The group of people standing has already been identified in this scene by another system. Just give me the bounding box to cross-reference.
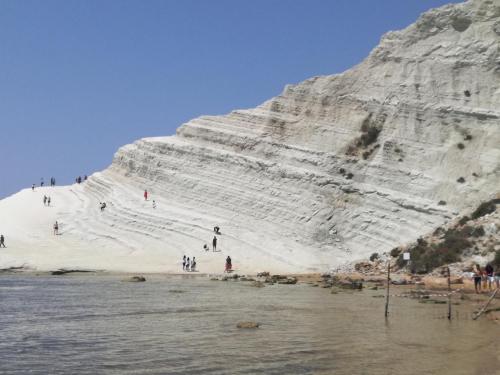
[32,177,57,191]
[182,255,196,272]
[472,263,499,293]
[43,195,52,206]
[75,176,87,184]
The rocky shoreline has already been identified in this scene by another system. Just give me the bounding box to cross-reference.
[1,265,498,323]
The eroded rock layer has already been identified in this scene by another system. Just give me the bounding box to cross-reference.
[6,0,497,273]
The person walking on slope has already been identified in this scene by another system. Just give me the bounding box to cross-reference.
[47,197,51,206]
[53,221,59,236]
[225,256,232,272]
[0,235,5,248]
[144,190,148,201]
[43,195,47,206]
[212,236,217,252]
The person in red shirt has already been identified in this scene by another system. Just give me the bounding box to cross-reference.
[144,190,148,201]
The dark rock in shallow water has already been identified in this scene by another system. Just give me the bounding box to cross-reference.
[123,276,146,282]
[51,269,94,275]
[251,281,265,288]
[334,279,363,290]
[237,321,260,329]
[257,271,270,277]
[278,277,298,285]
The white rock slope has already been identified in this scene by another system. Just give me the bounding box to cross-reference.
[1,0,499,273]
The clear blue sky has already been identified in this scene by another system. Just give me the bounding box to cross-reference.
[0,0,462,198]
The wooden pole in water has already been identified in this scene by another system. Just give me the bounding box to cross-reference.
[473,288,499,321]
[385,262,391,318]
[447,267,451,321]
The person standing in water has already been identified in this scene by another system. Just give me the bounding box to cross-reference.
[144,190,148,201]
[212,236,217,252]
[0,235,5,248]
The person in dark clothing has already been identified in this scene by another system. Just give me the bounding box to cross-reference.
[225,256,232,272]
[47,197,51,206]
[43,196,47,206]
[32,184,35,191]
[473,264,482,294]
[100,202,106,212]
[40,178,44,187]
[186,257,190,272]
[0,235,5,248]
[203,244,209,251]
[214,226,220,234]
[191,257,196,271]
[212,236,217,252]
[182,255,186,271]
[485,263,495,291]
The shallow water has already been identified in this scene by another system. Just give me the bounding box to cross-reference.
[0,275,498,375]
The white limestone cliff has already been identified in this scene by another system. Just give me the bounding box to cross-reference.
[1,0,499,273]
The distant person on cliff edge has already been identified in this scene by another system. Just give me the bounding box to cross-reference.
[32,184,35,191]
[144,190,148,201]
[212,236,217,252]
[0,235,5,248]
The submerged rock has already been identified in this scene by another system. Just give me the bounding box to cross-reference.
[123,276,146,282]
[236,322,260,329]
[251,281,265,288]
